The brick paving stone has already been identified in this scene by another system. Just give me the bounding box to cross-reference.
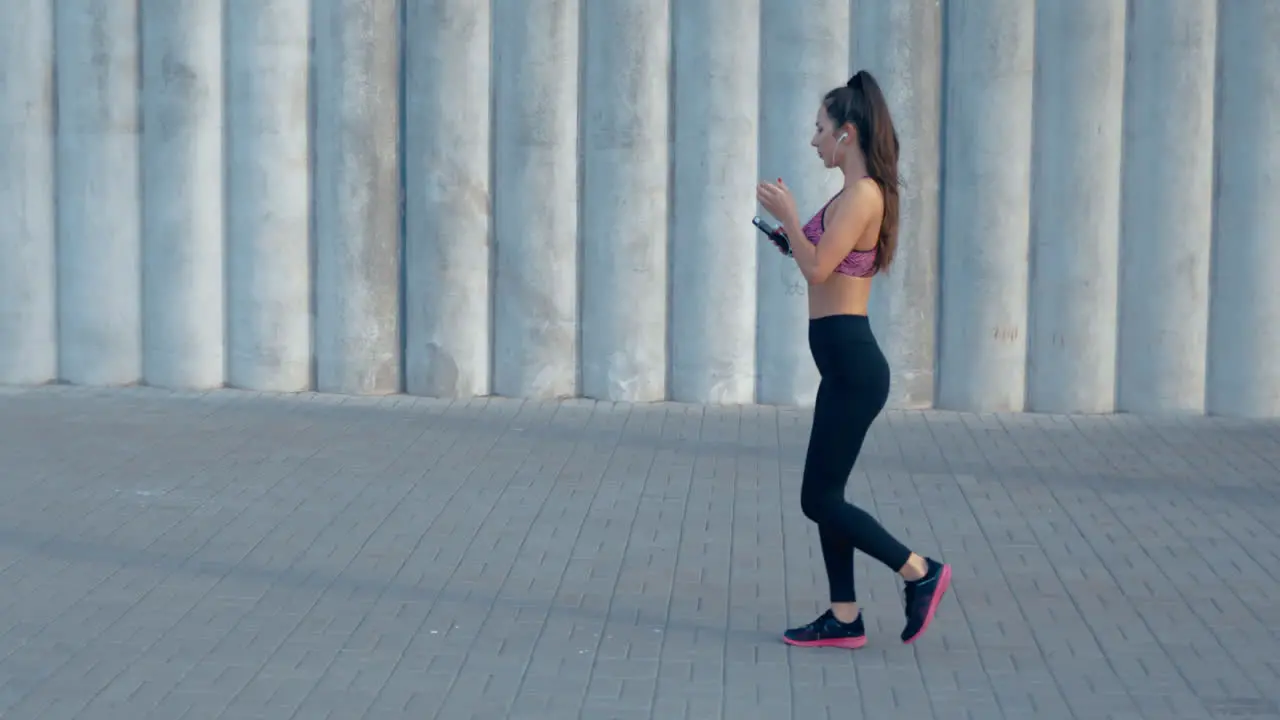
[0,385,1277,719]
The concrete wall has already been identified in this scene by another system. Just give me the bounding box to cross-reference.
[2,0,1277,418]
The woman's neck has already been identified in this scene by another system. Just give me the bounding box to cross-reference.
[841,160,869,186]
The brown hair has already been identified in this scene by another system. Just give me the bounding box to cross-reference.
[822,70,900,272]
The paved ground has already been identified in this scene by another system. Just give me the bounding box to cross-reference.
[0,386,1277,720]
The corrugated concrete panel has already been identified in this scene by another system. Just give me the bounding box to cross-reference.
[669,0,760,405]
[1207,2,1280,418]
[403,0,492,398]
[140,0,225,389]
[936,0,1036,412]
[55,0,143,386]
[756,0,849,406]
[855,0,943,411]
[1117,0,1217,413]
[2,2,1275,420]
[579,0,670,402]
[1026,0,1125,414]
[0,0,56,385]
[225,0,313,392]
[491,0,580,400]
[313,0,402,395]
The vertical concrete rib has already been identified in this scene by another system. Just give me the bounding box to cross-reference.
[1026,0,1126,413]
[403,0,492,398]
[853,0,943,410]
[140,0,225,389]
[580,0,670,402]
[1207,2,1280,418]
[491,0,580,400]
[0,0,56,384]
[55,0,143,386]
[936,0,1035,412]
[756,0,849,406]
[225,0,313,392]
[669,0,759,404]
[1117,0,1216,413]
[313,0,402,395]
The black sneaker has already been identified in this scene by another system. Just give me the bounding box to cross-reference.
[900,558,952,644]
[782,609,867,649]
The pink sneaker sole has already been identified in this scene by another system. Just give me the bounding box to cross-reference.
[782,635,867,649]
[903,563,952,644]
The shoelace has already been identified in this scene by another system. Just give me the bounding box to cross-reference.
[804,609,839,633]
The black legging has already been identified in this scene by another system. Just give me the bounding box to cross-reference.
[801,314,912,603]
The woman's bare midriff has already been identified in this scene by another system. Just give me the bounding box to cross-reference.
[808,272,873,319]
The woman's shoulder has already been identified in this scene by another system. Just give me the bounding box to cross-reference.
[833,177,882,215]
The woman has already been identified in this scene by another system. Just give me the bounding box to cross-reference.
[756,70,951,648]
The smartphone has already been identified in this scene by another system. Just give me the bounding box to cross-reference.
[752,216,792,256]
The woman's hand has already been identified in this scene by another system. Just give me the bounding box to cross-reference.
[756,178,799,229]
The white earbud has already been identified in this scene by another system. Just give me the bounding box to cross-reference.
[838,132,848,143]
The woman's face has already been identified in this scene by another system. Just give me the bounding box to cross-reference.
[810,106,841,169]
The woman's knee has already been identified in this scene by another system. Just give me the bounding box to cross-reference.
[800,486,837,525]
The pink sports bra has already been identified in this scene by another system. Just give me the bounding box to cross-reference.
[800,181,878,278]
